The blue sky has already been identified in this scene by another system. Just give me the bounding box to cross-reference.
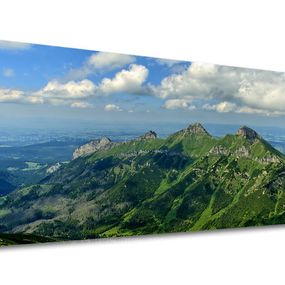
[0,40,285,130]
[0,43,176,90]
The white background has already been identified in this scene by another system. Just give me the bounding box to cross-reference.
[1,0,285,284]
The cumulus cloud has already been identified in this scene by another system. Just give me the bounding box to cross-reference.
[104,104,122,111]
[0,89,24,103]
[0,63,149,108]
[203,101,236,113]
[3,68,14,77]
[34,79,96,101]
[29,64,148,106]
[151,62,226,99]
[0,79,98,107]
[88,52,135,70]
[67,52,135,80]
[30,64,148,105]
[3,56,285,118]
[203,101,285,116]
[235,106,282,116]
[236,76,285,113]
[99,64,149,94]
[70,101,93,108]
[163,99,195,110]
[0,40,31,50]
[26,96,44,104]
[0,88,42,105]
[151,62,285,116]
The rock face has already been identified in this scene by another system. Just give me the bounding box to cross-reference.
[73,131,157,160]
[235,146,250,158]
[135,131,157,141]
[236,126,259,142]
[209,145,250,158]
[46,162,62,174]
[209,145,229,156]
[185,123,210,136]
[72,137,112,160]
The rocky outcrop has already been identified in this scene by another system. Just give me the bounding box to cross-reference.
[185,123,210,136]
[234,146,250,158]
[72,137,113,160]
[73,131,157,160]
[46,162,62,174]
[209,145,229,156]
[256,156,280,164]
[209,145,250,157]
[208,143,280,164]
[236,126,259,143]
[135,131,157,141]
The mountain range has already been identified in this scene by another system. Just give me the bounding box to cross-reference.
[1,122,285,245]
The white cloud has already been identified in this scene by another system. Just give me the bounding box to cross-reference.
[3,68,14,77]
[104,104,122,111]
[0,88,45,105]
[88,52,135,70]
[163,99,195,110]
[156,58,182,67]
[34,79,96,101]
[0,88,45,104]
[0,40,31,50]
[22,64,148,106]
[235,106,285,116]
[2,55,285,118]
[0,63,148,108]
[67,52,135,80]
[203,101,236,113]
[151,62,285,116]
[26,96,44,104]
[99,64,149,94]
[70,101,93,108]
[0,89,23,103]
[236,76,285,113]
[203,101,285,116]
[151,62,224,99]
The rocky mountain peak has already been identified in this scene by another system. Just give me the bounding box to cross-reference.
[72,137,112,160]
[186,123,210,136]
[236,126,259,142]
[136,131,157,141]
[99,137,112,145]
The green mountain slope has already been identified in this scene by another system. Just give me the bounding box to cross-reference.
[0,123,285,244]
[0,233,54,246]
[0,171,15,196]
[165,122,217,157]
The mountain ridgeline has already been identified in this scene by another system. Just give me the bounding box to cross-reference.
[1,123,285,245]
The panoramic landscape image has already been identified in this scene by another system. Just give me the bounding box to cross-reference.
[1,40,285,246]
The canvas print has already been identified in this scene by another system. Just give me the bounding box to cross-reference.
[0,40,285,246]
